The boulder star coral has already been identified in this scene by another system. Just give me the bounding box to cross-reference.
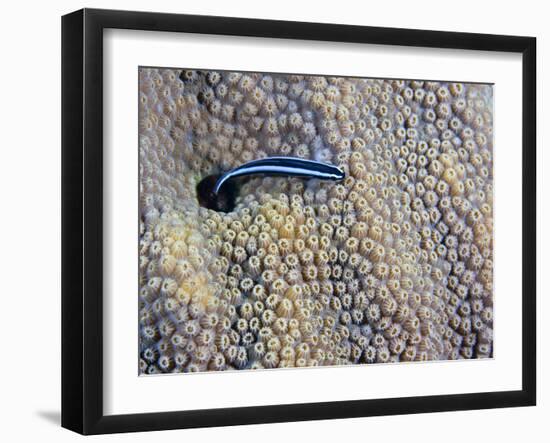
[139,68,493,374]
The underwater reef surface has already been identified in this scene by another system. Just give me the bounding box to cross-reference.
[138,68,493,374]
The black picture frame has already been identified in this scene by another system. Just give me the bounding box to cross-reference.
[62,8,537,435]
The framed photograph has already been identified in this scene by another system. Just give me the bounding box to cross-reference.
[62,8,536,435]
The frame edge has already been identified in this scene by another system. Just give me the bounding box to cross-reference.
[521,36,537,406]
[61,8,85,435]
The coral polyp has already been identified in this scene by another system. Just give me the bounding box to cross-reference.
[139,67,493,374]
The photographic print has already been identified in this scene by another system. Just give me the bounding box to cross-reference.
[138,68,494,375]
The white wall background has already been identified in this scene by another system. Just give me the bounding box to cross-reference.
[0,0,545,441]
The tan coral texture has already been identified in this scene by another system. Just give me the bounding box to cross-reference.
[138,68,493,374]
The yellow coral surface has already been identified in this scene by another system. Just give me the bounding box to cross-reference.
[138,68,493,374]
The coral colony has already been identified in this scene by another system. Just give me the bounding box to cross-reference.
[138,69,494,374]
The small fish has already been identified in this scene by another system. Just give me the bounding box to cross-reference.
[214,157,345,195]
[197,157,345,212]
